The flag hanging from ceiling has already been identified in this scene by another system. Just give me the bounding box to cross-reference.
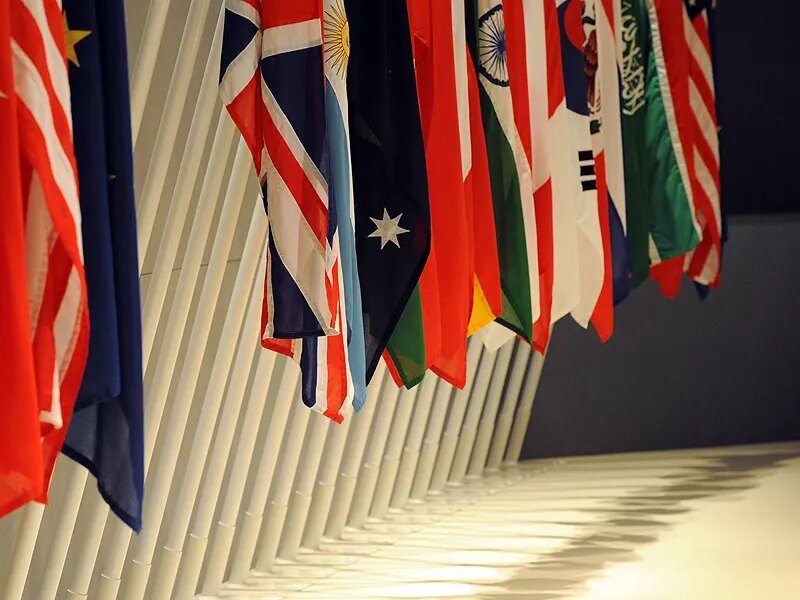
[464,45,503,339]
[348,0,431,383]
[321,0,367,412]
[683,0,721,288]
[0,0,90,517]
[220,0,354,420]
[467,0,536,345]
[59,0,145,531]
[384,0,443,391]
[532,0,580,334]
[582,0,615,341]
[592,0,630,307]
[618,0,701,296]
[618,0,652,288]
[386,0,473,389]
[506,0,556,353]
[504,0,554,353]
[220,0,341,344]
[0,0,43,518]
[556,0,606,330]
[419,0,473,389]
[259,0,369,420]
[646,0,702,297]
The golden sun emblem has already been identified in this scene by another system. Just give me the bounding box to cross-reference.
[324,0,349,76]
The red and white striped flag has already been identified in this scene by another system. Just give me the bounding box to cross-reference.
[0,0,89,516]
[683,0,721,287]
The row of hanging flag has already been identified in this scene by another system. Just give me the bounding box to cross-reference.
[0,0,722,536]
[221,0,722,419]
[1,0,143,532]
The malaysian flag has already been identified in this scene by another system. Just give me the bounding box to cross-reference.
[220,0,355,421]
[683,0,721,287]
[0,0,89,517]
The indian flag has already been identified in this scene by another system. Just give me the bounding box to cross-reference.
[468,0,537,346]
[456,0,504,341]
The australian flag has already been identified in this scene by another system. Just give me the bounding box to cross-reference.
[61,0,144,532]
[347,0,431,381]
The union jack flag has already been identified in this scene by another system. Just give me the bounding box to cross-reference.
[220,0,340,342]
[220,0,354,421]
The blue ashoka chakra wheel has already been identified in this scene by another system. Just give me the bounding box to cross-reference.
[478,4,509,87]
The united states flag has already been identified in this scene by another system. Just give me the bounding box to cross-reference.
[684,0,721,287]
[0,0,89,515]
[220,0,353,421]
[220,0,341,343]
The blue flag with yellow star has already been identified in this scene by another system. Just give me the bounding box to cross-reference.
[60,0,144,532]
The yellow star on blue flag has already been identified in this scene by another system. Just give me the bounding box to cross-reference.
[63,12,91,67]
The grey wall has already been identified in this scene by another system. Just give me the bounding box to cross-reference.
[521,217,800,459]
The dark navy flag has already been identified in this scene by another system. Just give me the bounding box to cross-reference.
[347,0,431,381]
[61,0,144,532]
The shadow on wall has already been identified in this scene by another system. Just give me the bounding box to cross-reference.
[521,216,800,460]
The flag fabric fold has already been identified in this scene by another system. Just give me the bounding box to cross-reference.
[0,0,90,517]
[583,0,615,341]
[59,0,145,531]
[618,0,702,295]
[220,0,341,345]
[556,0,605,330]
[538,0,581,331]
[504,0,553,352]
[0,0,43,516]
[683,0,721,288]
[349,0,431,383]
[220,0,355,421]
[513,0,557,353]
[593,0,631,308]
[467,0,536,345]
[386,0,473,390]
[645,0,702,297]
[464,47,503,338]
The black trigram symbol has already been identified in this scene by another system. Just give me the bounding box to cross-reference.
[578,150,597,192]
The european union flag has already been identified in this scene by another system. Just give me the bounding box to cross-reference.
[61,0,144,532]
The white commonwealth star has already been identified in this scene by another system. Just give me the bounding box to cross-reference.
[368,208,409,249]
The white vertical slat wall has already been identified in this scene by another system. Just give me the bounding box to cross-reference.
[0,1,547,598]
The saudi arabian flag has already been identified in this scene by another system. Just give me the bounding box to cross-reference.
[619,0,699,286]
[466,0,535,343]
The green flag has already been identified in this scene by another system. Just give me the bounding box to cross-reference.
[386,284,427,388]
[467,0,535,343]
[619,0,699,287]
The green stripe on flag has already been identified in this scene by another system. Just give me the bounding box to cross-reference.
[478,84,533,342]
[620,0,699,286]
[386,284,426,388]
